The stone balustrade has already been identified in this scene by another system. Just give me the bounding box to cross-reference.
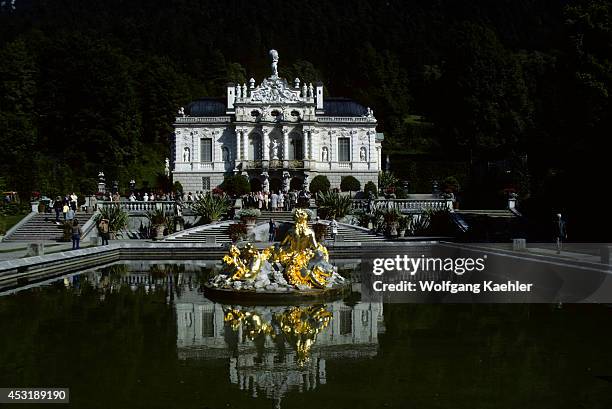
[351,199,453,213]
[317,116,375,123]
[175,116,231,123]
[98,201,185,213]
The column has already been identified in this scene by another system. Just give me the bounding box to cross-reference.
[262,128,269,160]
[283,128,289,160]
[303,129,309,160]
[242,129,248,160]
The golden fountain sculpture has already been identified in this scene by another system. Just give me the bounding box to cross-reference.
[210,209,345,292]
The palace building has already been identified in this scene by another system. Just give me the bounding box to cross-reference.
[171,50,383,193]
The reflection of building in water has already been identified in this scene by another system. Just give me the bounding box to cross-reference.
[175,285,384,406]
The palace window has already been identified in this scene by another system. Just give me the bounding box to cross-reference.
[202,177,210,191]
[289,134,303,160]
[249,133,262,160]
[200,138,212,162]
[338,137,350,162]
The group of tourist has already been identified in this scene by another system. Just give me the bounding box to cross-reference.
[124,191,210,202]
[52,193,79,223]
[242,190,311,211]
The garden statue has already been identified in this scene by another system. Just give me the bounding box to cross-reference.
[282,171,291,193]
[271,139,279,159]
[262,172,270,193]
[210,209,345,291]
[164,158,170,177]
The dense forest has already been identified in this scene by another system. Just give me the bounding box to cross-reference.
[1,0,612,238]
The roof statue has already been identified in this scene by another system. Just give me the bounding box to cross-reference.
[269,49,279,77]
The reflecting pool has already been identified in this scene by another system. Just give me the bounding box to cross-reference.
[1,261,612,409]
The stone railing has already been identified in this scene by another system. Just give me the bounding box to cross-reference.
[97,201,185,213]
[317,116,375,123]
[351,199,453,213]
[175,116,231,123]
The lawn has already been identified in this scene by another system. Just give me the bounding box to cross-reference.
[0,214,26,235]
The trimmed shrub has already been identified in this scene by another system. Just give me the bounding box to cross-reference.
[220,174,251,197]
[364,181,377,198]
[340,176,361,196]
[309,175,330,195]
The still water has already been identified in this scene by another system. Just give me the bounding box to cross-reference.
[1,261,612,409]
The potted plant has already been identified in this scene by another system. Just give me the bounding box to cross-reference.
[146,208,169,240]
[228,222,248,243]
[191,193,230,224]
[94,205,129,239]
[398,215,411,237]
[238,208,261,234]
[382,208,401,237]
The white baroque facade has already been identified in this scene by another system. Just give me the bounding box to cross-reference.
[172,50,383,193]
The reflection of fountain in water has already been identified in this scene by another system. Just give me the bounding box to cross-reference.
[175,282,384,407]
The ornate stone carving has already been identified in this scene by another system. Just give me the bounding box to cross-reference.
[250,77,301,104]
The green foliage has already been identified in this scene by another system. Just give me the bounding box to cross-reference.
[228,222,247,242]
[317,191,352,219]
[238,208,261,218]
[312,222,328,242]
[173,181,184,194]
[364,181,378,198]
[309,175,330,195]
[340,176,361,195]
[378,171,399,191]
[192,193,229,224]
[431,22,533,155]
[94,205,129,234]
[220,174,250,197]
[442,176,461,193]
[145,208,169,226]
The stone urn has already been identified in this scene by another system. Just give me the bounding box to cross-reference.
[238,209,261,235]
[153,224,165,240]
[241,217,257,235]
[387,222,399,238]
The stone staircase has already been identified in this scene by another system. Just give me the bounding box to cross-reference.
[455,209,517,218]
[453,209,525,241]
[163,221,233,244]
[3,213,93,242]
[163,212,385,244]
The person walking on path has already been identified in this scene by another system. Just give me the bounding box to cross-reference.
[98,218,110,245]
[553,213,567,254]
[54,197,63,223]
[268,218,277,242]
[62,203,69,221]
[71,219,83,250]
[70,192,78,212]
[66,207,75,222]
[330,218,339,242]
